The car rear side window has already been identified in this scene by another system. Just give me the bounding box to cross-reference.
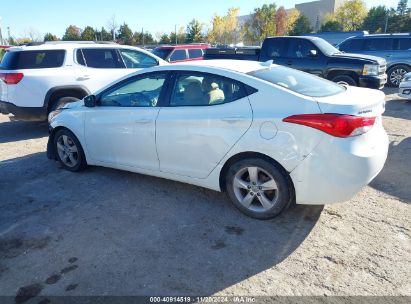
[188,49,203,59]
[0,50,65,69]
[363,38,393,51]
[169,49,187,62]
[339,39,363,52]
[249,66,345,97]
[79,48,125,68]
[263,39,286,59]
[396,38,411,50]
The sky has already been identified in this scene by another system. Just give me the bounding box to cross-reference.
[0,0,402,39]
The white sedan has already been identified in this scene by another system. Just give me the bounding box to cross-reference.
[399,72,411,99]
[47,60,389,219]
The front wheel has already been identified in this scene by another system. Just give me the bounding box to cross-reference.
[387,65,410,87]
[225,158,293,220]
[54,129,87,172]
[331,75,357,86]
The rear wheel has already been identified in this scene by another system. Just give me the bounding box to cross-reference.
[387,65,410,87]
[225,158,293,220]
[331,75,357,86]
[54,129,87,172]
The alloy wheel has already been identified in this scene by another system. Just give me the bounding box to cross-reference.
[233,166,279,213]
[56,134,79,168]
[390,68,407,86]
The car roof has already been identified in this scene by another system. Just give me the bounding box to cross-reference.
[7,42,148,52]
[349,33,411,39]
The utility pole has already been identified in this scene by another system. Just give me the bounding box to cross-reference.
[0,17,3,45]
[384,15,389,33]
[7,26,10,44]
[175,25,177,45]
[142,28,144,47]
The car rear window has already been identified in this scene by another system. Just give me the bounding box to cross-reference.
[249,66,345,97]
[0,50,66,69]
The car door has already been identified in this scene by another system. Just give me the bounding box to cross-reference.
[84,72,168,170]
[74,48,134,92]
[362,38,394,61]
[285,39,325,77]
[156,71,253,179]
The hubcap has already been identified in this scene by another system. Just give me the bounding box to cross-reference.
[56,135,79,167]
[390,68,407,86]
[233,166,279,213]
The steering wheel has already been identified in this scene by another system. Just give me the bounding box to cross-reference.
[130,92,152,107]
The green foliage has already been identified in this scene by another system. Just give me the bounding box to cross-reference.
[169,27,186,45]
[0,49,5,61]
[362,6,389,33]
[81,26,96,41]
[208,7,240,45]
[133,32,155,45]
[186,19,204,43]
[62,25,81,41]
[242,3,277,44]
[117,23,134,45]
[320,20,343,32]
[289,14,313,35]
[329,0,368,31]
[96,27,113,41]
[44,33,59,42]
[397,0,409,15]
[159,34,171,44]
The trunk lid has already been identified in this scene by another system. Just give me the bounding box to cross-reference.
[315,86,385,117]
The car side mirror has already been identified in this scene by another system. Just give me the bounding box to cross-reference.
[309,49,318,57]
[84,95,96,107]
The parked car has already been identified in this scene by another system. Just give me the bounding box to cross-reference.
[205,36,387,89]
[0,41,166,121]
[152,45,209,63]
[338,33,411,87]
[47,60,388,220]
[399,72,411,99]
[303,31,368,46]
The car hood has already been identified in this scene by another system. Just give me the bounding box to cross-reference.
[62,100,85,110]
[331,52,386,65]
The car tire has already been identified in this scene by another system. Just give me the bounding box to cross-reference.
[50,96,80,113]
[387,65,410,87]
[54,129,87,172]
[225,158,293,220]
[331,75,357,86]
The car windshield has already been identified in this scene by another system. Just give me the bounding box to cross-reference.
[313,38,341,55]
[152,48,173,60]
[249,66,345,97]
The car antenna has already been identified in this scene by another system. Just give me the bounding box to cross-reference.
[261,60,274,69]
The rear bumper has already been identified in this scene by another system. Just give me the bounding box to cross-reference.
[359,74,387,89]
[0,100,47,121]
[290,124,389,205]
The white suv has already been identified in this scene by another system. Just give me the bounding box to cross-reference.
[0,42,166,121]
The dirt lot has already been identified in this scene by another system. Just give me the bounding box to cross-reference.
[0,88,410,299]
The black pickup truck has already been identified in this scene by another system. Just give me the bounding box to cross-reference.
[205,36,388,89]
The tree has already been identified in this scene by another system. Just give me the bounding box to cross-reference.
[397,0,409,15]
[186,19,204,43]
[99,27,112,41]
[275,6,287,36]
[320,20,343,32]
[331,0,368,31]
[285,9,300,35]
[133,32,155,45]
[44,33,58,42]
[117,23,134,45]
[81,26,96,41]
[208,7,240,45]
[106,15,118,41]
[158,34,170,44]
[362,6,389,33]
[242,3,277,44]
[289,14,313,35]
[62,25,81,41]
[170,27,186,45]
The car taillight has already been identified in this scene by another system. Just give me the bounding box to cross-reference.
[283,114,376,138]
[0,73,24,84]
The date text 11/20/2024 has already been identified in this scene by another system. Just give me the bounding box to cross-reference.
[149,296,256,303]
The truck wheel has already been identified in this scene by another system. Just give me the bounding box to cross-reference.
[331,75,357,86]
[49,96,80,113]
[387,65,410,87]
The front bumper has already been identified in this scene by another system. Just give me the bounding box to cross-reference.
[399,81,411,99]
[290,123,389,205]
[0,100,47,121]
[359,74,387,90]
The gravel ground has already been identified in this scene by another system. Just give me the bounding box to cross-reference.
[0,88,410,300]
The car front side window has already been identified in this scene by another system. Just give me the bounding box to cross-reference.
[99,73,167,107]
[119,49,158,68]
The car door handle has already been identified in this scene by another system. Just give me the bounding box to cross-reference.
[77,75,90,80]
[222,116,246,122]
[135,119,152,124]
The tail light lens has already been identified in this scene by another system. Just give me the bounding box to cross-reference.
[0,73,24,84]
[283,114,376,138]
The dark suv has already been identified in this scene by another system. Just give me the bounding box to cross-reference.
[338,34,411,87]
